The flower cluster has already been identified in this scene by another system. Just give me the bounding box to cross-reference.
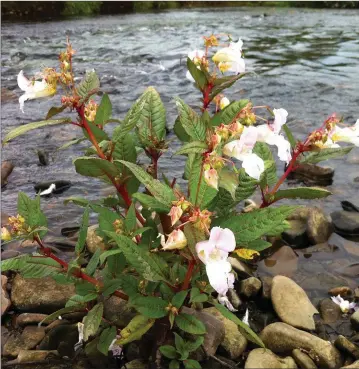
[1,215,31,241]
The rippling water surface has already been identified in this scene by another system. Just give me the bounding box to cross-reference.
[2,7,359,233]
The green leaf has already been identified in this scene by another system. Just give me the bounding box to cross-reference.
[174,117,190,143]
[135,87,166,147]
[207,188,236,217]
[174,98,206,141]
[236,169,258,202]
[97,326,117,355]
[219,206,298,243]
[183,223,206,259]
[174,141,208,156]
[175,313,206,335]
[85,248,102,276]
[132,192,171,213]
[184,336,204,353]
[83,302,104,341]
[3,118,71,144]
[282,124,296,149]
[190,288,208,304]
[97,207,119,234]
[76,207,90,255]
[271,187,331,202]
[58,137,86,151]
[169,360,180,369]
[95,94,112,126]
[301,146,353,164]
[189,155,217,208]
[45,105,67,120]
[77,70,100,102]
[159,345,178,360]
[210,100,249,127]
[218,168,239,200]
[187,57,207,90]
[130,296,168,318]
[184,359,201,369]
[209,74,246,100]
[125,203,137,232]
[244,239,272,251]
[184,153,196,180]
[18,192,47,232]
[39,305,84,326]
[253,142,278,187]
[100,249,122,265]
[214,303,265,348]
[117,315,155,345]
[119,161,176,206]
[74,157,120,181]
[82,122,109,143]
[66,293,98,307]
[106,232,168,282]
[172,290,188,309]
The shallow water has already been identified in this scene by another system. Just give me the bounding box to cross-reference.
[1,7,359,236]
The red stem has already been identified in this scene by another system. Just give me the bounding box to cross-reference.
[202,83,213,111]
[34,236,129,301]
[181,260,196,291]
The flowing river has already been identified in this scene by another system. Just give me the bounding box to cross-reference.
[1,6,359,238]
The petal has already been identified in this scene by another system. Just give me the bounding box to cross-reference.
[218,295,237,312]
[331,296,342,305]
[223,140,241,158]
[196,240,215,264]
[273,108,288,133]
[204,168,219,190]
[242,153,264,180]
[240,126,258,151]
[17,70,32,91]
[206,261,232,295]
[212,227,236,252]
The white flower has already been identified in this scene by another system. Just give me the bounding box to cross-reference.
[220,97,230,110]
[186,49,205,82]
[331,295,358,313]
[329,119,359,146]
[17,70,56,113]
[204,168,219,190]
[213,39,245,74]
[109,336,122,356]
[255,108,292,163]
[223,126,265,180]
[161,229,187,250]
[196,227,236,310]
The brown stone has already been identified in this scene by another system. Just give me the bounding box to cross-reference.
[328,286,353,297]
[16,313,49,327]
[1,275,11,316]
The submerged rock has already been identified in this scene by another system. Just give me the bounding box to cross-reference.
[271,276,318,330]
[260,246,298,277]
[34,180,71,195]
[331,211,359,237]
[341,201,359,213]
[260,322,342,368]
[204,307,247,360]
[245,348,297,368]
[287,163,334,186]
[239,277,262,298]
[11,274,75,313]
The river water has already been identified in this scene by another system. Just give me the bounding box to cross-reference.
[1,7,359,235]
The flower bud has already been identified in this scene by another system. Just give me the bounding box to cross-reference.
[204,168,219,190]
[220,97,230,110]
[168,206,183,226]
[161,230,187,251]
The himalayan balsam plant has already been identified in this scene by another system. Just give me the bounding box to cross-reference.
[2,35,358,367]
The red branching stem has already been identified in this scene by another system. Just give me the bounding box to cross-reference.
[202,83,213,111]
[34,236,129,301]
[181,259,196,291]
[69,121,82,127]
[170,178,177,189]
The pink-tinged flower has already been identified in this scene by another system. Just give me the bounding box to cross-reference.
[186,49,205,82]
[168,206,183,226]
[196,227,237,310]
[109,336,122,356]
[161,229,187,251]
[204,168,219,190]
[329,119,359,146]
[255,108,292,164]
[17,70,57,113]
[213,39,245,74]
[331,295,358,313]
[220,97,230,110]
[223,126,264,180]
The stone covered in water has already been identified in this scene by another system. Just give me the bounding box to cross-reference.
[271,275,318,330]
[331,211,359,237]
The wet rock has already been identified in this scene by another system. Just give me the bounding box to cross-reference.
[36,149,50,166]
[341,201,359,213]
[284,207,333,246]
[351,311,359,331]
[260,322,342,368]
[342,360,359,369]
[182,306,225,360]
[34,180,72,195]
[202,355,238,369]
[227,288,242,310]
[239,277,262,298]
[21,325,46,348]
[11,274,76,313]
[245,348,297,368]
[1,87,18,103]
[86,225,106,254]
[2,325,10,353]
[16,313,49,327]
[288,163,334,186]
[1,161,14,188]
[261,276,273,300]
[204,307,247,359]
[121,359,147,369]
[259,246,298,277]
[17,349,58,363]
[1,250,21,260]
[331,211,359,237]
[319,298,342,324]
[292,348,318,369]
[3,334,24,357]
[45,319,70,332]
[335,335,359,359]
[271,275,318,330]
[329,286,353,297]
[103,295,137,328]
[228,257,254,278]
[61,226,80,237]
[1,275,11,316]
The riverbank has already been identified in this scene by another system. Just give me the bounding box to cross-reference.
[2,1,359,22]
